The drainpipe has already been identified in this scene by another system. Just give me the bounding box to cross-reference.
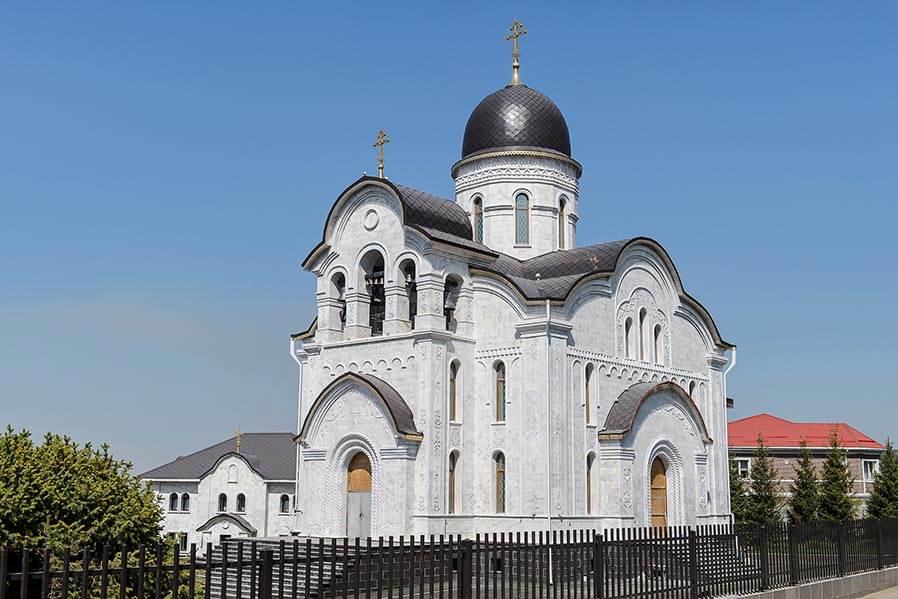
[545,298,554,585]
[290,336,304,531]
[723,347,737,525]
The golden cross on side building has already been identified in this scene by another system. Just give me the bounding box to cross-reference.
[234,426,244,454]
[373,129,390,178]
[505,18,527,86]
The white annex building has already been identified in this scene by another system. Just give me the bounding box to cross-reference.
[290,43,737,539]
[141,433,297,549]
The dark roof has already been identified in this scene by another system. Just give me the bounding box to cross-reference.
[140,432,296,481]
[603,382,711,442]
[303,177,496,268]
[476,239,631,300]
[462,85,571,159]
[298,372,421,441]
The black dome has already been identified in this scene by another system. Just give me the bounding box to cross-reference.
[461,85,571,159]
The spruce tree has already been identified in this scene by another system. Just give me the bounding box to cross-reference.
[729,451,751,523]
[867,438,898,519]
[747,433,782,523]
[788,438,819,522]
[818,425,856,521]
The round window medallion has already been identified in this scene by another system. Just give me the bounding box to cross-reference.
[363,209,379,231]
[222,521,230,529]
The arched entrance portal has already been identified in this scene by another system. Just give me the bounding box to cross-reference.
[650,457,668,528]
[346,452,372,537]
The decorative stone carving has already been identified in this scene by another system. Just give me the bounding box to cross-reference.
[622,467,632,509]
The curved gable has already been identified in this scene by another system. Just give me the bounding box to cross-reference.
[471,237,733,349]
[602,381,712,443]
[302,176,496,269]
[297,372,422,442]
[196,513,257,535]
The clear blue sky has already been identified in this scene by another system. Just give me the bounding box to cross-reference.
[1,3,896,473]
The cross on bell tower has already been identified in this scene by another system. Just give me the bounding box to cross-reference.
[373,129,391,179]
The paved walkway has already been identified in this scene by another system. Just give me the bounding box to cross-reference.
[859,586,898,599]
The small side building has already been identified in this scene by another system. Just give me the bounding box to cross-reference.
[728,414,884,514]
[140,432,297,550]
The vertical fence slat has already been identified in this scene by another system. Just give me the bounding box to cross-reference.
[40,547,50,599]
[81,547,90,599]
[62,547,71,599]
[188,544,197,599]
[19,549,29,599]
[203,544,211,599]
[0,549,7,599]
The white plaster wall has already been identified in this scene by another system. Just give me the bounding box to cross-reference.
[454,154,580,259]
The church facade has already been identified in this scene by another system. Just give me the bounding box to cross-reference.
[291,59,735,539]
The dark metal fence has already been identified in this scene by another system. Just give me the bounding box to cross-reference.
[3,519,897,599]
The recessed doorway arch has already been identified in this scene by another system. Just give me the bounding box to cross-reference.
[347,452,372,537]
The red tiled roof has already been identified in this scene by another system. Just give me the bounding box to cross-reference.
[728,414,883,450]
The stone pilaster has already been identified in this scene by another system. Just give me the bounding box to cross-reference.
[343,291,371,339]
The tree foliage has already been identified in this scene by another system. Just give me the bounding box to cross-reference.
[867,438,898,519]
[729,451,751,523]
[818,426,856,521]
[788,438,819,523]
[0,426,162,552]
[746,433,782,523]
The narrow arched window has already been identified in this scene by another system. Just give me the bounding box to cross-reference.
[473,198,484,243]
[585,364,594,424]
[638,308,648,361]
[688,381,697,397]
[515,193,529,244]
[236,493,246,513]
[331,272,347,331]
[168,493,179,512]
[495,362,506,422]
[401,260,417,329]
[586,458,593,513]
[361,250,386,336]
[624,318,633,359]
[217,493,227,512]
[494,452,506,514]
[181,493,190,513]
[449,361,459,422]
[448,452,458,514]
[654,324,663,365]
[279,494,290,514]
[228,464,238,483]
[558,198,566,249]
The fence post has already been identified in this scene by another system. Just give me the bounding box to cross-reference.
[688,528,699,599]
[258,549,274,599]
[460,539,473,599]
[759,525,770,592]
[594,533,604,599]
[837,522,847,577]
[877,520,885,570]
[788,524,799,586]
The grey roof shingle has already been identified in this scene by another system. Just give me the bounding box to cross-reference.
[139,432,296,481]
[462,85,572,158]
[477,239,632,301]
[602,382,711,442]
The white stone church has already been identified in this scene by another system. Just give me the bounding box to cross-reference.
[289,51,736,539]
[143,39,737,545]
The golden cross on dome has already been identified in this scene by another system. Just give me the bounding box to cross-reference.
[234,427,244,454]
[373,129,391,179]
[505,18,527,86]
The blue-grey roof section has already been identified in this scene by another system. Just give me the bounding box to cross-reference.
[139,432,296,481]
